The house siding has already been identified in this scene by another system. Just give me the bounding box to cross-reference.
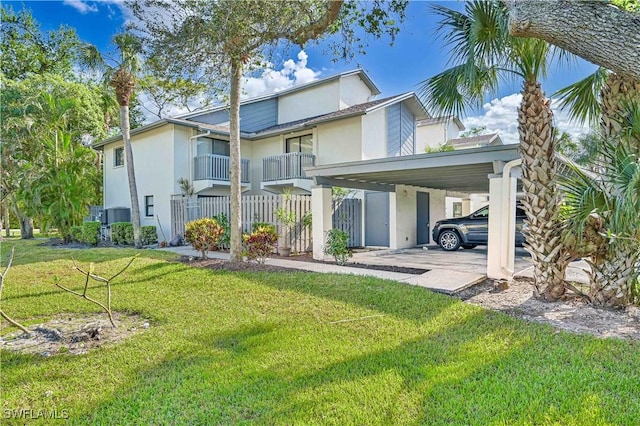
[386,102,415,157]
[189,98,278,132]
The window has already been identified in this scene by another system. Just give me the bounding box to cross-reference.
[453,202,463,218]
[285,134,313,154]
[114,147,125,167]
[145,195,154,217]
[196,138,230,156]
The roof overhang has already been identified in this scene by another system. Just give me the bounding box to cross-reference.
[305,145,520,193]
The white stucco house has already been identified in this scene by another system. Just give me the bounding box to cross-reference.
[93,68,520,278]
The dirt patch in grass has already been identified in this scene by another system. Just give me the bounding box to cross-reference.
[181,256,302,273]
[1,312,149,356]
[457,277,640,341]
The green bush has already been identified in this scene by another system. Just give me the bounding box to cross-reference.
[213,213,230,250]
[111,222,134,245]
[243,225,278,264]
[142,226,158,245]
[324,228,352,265]
[82,221,101,246]
[184,218,224,259]
[68,226,83,243]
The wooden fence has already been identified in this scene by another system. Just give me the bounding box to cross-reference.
[171,195,362,253]
[333,198,362,247]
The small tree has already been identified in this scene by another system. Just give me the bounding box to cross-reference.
[184,218,224,259]
[324,228,352,265]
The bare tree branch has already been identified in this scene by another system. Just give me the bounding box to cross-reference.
[0,247,31,335]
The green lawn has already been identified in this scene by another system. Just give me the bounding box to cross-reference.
[2,239,639,425]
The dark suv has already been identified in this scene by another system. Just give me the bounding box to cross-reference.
[431,204,527,251]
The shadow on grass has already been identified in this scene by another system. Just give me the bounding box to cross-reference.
[77,316,639,425]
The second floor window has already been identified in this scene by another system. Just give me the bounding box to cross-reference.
[197,138,230,156]
[114,147,125,167]
[286,134,312,154]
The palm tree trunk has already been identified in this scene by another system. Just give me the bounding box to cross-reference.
[600,73,640,146]
[587,73,640,305]
[119,105,143,249]
[229,58,243,261]
[588,242,639,307]
[518,80,569,301]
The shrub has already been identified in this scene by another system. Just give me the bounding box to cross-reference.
[213,213,230,250]
[111,222,134,245]
[141,226,158,245]
[243,225,278,264]
[251,221,276,234]
[324,228,352,265]
[82,221,101,246]
[184,218,224,259]
[68,226,83,243]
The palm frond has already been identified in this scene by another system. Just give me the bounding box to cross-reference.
[418,63,498,118]
[554,67,609,126]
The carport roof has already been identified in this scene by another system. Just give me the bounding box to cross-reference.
[304,144,520,193]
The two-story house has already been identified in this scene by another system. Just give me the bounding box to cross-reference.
[93,69,485,247]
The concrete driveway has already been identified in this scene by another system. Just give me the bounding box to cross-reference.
[350,245,532,276]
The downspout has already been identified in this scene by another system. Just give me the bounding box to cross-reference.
[501,158,521,276]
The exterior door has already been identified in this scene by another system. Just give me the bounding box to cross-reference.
[365,192,389,247]
[416,192,430,245]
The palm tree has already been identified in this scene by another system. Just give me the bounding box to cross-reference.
[560,134,640,306]
[420,1,570,301]
[557,71,639,306]
[82,33,144,248]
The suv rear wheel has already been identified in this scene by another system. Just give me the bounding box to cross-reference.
[438,230,461,251]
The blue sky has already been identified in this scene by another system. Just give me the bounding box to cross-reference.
[13,0,597,142]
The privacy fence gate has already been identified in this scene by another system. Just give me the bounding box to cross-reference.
[171,195,362,253]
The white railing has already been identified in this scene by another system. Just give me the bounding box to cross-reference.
[194,154,249,182]
[262,152,315,181]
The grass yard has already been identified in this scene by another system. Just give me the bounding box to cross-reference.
[1,239,639,425]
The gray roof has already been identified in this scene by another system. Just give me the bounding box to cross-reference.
[450,133,502,147]
[417,115,465,130]
[177,69,381,120]
[93,92,429,147]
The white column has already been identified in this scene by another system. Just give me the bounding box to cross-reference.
[487,174,507,279]
[487,159,520,280]
[389,191,398,249]
[312,184,333,260]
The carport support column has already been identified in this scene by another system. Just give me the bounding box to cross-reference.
[312,184,333,260]
[487,169,517,280]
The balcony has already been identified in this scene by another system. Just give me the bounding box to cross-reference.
[194,154,250,183]
[262,152,315,181]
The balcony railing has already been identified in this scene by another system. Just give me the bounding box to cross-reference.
[262,152,316,182]
[194,154,250,182]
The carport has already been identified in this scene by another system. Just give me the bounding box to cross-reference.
[304,144,522,280]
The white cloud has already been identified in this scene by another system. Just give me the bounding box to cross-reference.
[242,50,321,99]
[463,93,590,144]
[62,0,98,14]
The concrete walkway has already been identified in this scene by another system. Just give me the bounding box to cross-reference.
[160,245,591,294]
[160,246,488,294]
